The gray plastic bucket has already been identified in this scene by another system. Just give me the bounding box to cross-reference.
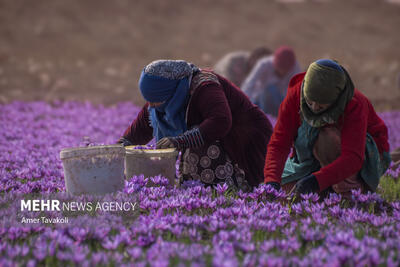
[125,146,178,186]
[60,145,125,195]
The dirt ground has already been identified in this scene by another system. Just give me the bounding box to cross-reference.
[0,0,399,111]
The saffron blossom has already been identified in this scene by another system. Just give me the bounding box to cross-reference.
[0,101,399,266]
[131,144,156,150]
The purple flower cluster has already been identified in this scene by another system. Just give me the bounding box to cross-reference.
[0,101,399,266]
[133,144,156,150]
[132,145,156,150]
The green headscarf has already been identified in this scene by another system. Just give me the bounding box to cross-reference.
[300,60,355,128]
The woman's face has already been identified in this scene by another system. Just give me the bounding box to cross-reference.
[305,96,331,114]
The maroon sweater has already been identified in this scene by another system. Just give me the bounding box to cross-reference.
[122,71,273,187]
[264,73,390,191]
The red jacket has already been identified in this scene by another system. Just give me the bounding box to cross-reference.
[264,73,390,191]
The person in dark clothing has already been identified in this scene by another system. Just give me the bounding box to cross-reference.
[119,60,273,191]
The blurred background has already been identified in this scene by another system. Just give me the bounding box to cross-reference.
[0,0,399,110]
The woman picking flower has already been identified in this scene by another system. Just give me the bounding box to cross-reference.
[119,60,273,192]
[264,59,391,198]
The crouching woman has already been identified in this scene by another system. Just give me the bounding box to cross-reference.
[264,59,391,198]
[119,60,273,192]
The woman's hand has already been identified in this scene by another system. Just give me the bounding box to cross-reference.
[156,137,177,149]
[294,174,319,195]
[265,182,281,191]
[117,137,133,147]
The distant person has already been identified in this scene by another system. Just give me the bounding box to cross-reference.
[213,47,272,87]
[119,60,273,192]
[264,59,391,198]
[241,46,301,116]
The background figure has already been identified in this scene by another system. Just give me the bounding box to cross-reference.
[213,47,272,87]
[241,46,301,117]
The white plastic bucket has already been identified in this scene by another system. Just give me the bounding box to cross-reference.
[125,146,178,186]
[60,145,125,195]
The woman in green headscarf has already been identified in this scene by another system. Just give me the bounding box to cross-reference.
[264,59,391,197]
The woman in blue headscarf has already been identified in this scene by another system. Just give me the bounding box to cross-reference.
[119,60,273,191]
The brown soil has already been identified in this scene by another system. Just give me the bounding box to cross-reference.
[0,0,399,111]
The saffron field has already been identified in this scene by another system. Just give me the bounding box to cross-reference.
[0,101,400,267]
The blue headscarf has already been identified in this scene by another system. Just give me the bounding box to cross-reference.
[138,60,199,141]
